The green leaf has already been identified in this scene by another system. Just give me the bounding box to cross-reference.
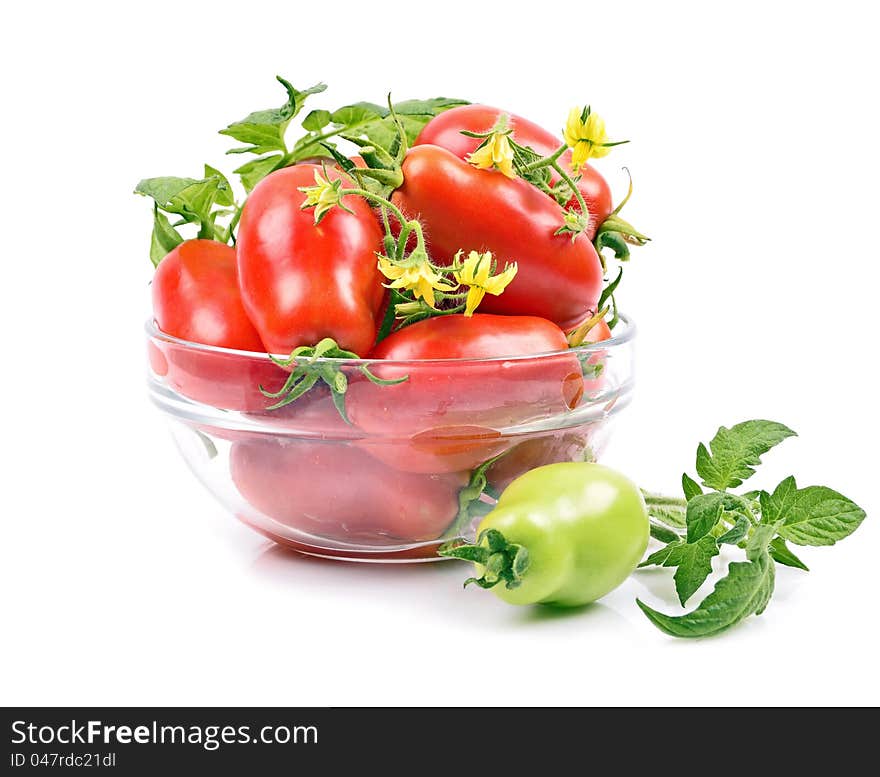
[203,164,234,206]
[330,102,387,126]
[597,267,624,311]
[638,553,775,638]
[149,207,183,267]
[759,476,797,523]
[686,493,725,542]
[717,515,750,545]
[391,97,469,116]
[745,522,777,560]
[664,536,720,606]
[302,109,332,131]
[768,537,810,571]
[696,420,796,491]
[135,171,231,239]
[233,154,283,193]
[220,76,326,154]
[639,541,681,568]
[761,479,867,547]
[682,472,703,501]
[135,176,202,207]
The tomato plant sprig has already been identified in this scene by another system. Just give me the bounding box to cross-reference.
[639,420,866,637]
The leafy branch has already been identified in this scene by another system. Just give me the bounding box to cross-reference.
[638,420,866,637]
[219,75,467,193]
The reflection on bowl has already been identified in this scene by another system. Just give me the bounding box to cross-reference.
[147,315,635,562]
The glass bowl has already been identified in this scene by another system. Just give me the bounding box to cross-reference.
[146,315,635,562]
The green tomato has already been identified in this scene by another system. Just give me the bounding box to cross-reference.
[443,463,649,607]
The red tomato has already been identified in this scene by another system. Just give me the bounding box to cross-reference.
[152,239,263,351]
[149,239,287,410]
[230,438,467,543]
[392,145,603,330]
[348,314,584,473]
[151,340,287,412]
[415,104,613,239]
[236,164,385,356]
[583,318,613,343]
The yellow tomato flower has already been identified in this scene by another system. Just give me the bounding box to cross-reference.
[453,250,519,316]
[298,169,342,223]
[466,132,516,178]
[377,255,455,309]
[563,106,612,172]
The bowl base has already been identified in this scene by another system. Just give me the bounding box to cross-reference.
[240,517,448,563]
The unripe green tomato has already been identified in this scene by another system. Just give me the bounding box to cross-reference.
[476,463,649,606]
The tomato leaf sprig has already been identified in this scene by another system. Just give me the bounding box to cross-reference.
[638,420,866,638]
[220,75,467,193]
[134,165,235,266]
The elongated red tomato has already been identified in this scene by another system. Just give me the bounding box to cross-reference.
[348,314,584,473]
[236,164,385,356]
[230,438,467,543]
[392,145,603,329]
[415,104,613,239]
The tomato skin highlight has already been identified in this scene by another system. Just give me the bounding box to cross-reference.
[152,239,264,351]
[478,463,649,606]
[236,164,385,356]
[230,438,467,543]
[415,104,614,239]
[392,145,603,330]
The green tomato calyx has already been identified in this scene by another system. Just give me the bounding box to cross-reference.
[260,337,407,421]
[438,529,530,590]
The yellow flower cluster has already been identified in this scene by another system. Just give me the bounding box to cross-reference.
[377,250,518,316]
[377,256,455,309]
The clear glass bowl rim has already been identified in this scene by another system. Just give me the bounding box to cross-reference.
[145,313,635,366]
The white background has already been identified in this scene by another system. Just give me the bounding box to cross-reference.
[2,0,877,706]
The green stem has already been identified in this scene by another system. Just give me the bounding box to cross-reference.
[197,219,214,241]
[549,160,589,219]
[341,187,428,255]
[520,143,567,172]
[641,491,687,509]
[283,127,344,164]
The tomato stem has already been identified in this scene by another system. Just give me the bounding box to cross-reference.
[438,529,530,590]
[339,186,431,259]
[641,491,687,509]
[519,143,568,172]
[548,161,590,229]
